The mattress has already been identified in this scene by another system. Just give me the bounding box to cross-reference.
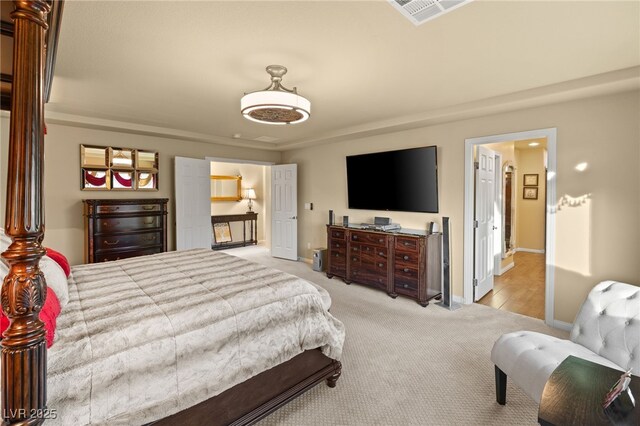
[44,249,345,425]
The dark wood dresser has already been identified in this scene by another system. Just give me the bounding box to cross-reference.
[83,199,168,263]
[326,225,442,306]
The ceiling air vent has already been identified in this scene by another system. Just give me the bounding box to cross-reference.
[389,0,473,26]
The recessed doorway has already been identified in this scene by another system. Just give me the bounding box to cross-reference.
[463,128,557,327]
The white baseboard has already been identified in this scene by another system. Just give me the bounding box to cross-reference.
[452,295,466,304]
[516,247,545,254]
[496,262,514,276]
[552,320,573,332]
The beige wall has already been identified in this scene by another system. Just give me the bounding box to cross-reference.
[0,117,281,265]
[210,161,269,244]
[282,90,640,324]
[515,146,546,251]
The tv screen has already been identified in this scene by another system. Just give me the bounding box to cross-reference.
[346,146,438,213]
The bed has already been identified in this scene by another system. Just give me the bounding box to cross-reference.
[0,1,344,424]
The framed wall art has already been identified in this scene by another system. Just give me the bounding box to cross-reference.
[213,222,232,243]
[523,187,538,200]
[523,174,539,186]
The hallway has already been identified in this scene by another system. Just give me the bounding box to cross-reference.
[477,252,545,320]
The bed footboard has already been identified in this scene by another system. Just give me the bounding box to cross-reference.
[149,349,341,426]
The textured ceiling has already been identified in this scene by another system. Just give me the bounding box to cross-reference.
[47,0,640,149]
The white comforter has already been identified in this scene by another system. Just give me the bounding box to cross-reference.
[45,249,345,425]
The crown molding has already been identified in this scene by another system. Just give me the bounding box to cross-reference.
[275,66,640,151]
[42,110,282,151]
[6,67,634,153]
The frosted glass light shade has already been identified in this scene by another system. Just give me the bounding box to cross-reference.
[241,90,311,125]
[244,188,257,200]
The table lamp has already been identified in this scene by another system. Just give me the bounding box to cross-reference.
[244,188,257,213]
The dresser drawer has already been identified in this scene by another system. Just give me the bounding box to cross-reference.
[96,215,161,234]
[351,267,387,290]
[95,247,162,263]
[96,203,162,214]
[95,232,162,251]
[361,245,387,263]
[330,239,346,250]
[329,247,347,265]
[395,251,421,265]
[395,264,419,282]
[394,267,419,297]
[328,263,346,278]
[351,231,387,246]
[329,228,346,240]
[395,236,419,252]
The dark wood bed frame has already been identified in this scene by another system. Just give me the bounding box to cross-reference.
[0,2,341,424]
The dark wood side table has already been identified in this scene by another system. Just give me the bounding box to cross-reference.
[211,212,258,250]
[539,356,639,426]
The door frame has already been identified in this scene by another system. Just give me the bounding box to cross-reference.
[463,128,557,327]
[206,157,275,247]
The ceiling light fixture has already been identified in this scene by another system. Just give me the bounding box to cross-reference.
[528,142,540,147]
[241,65,311,125]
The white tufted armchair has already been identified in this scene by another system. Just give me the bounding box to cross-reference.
[491,281,640,405]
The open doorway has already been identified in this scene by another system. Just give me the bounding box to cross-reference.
[475,139,548,319]
[463,128,557,326]
[208,158,272,250]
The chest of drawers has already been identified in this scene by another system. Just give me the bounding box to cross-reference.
[83,199,168,263]
[326,225,442,307]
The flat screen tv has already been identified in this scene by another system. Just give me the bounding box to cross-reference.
[346,146,438,213]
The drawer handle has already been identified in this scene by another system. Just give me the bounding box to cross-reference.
[143,235,156,241]
[403,242,410,246]
[403,268,410,273]
[365,247,370,251]
[104,240,120,245]
[352,257,358,261]
[353,235,358,240]
[378,263,383,267]
[403,284,409,288]
[335,243,340,248]
[379,252,384,256]
[143,218,154,225]
[403,255,410,261]
[142,206,155,210]
[335,253,340,257]
[103,207,119,212]
[102,221,120,227]
[352,247,358,251]
[378,239,384,243]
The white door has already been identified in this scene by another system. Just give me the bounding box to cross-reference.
[175,157,212,250]
[474,146,497,301]
[493,153,503,275]
[271,164,297,260]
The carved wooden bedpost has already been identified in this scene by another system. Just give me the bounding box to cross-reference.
[1,1,51,424]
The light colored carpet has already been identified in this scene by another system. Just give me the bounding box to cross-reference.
[224,246,568,426]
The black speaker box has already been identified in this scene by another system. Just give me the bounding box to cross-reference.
[329,210,334,225]
[343,216,349,227]
[442,217,451,307]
